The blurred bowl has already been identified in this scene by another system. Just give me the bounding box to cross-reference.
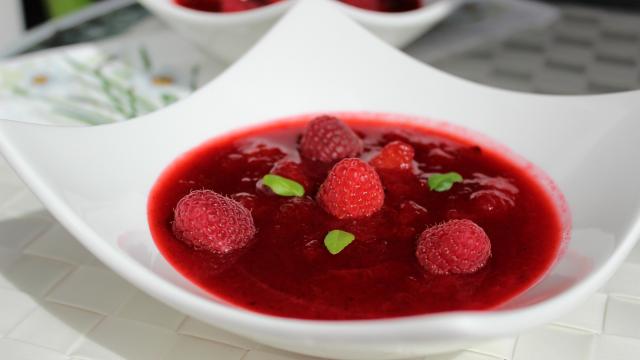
[136,0,463,62]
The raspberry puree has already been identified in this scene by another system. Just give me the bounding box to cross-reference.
[174,0,422,13]
[147,114,566,320]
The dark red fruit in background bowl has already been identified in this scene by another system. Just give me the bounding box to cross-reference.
[175,0,422,13]
[175,0,280,12]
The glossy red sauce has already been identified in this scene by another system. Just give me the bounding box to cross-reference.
[148,115,566,320]
[174,0,422,13]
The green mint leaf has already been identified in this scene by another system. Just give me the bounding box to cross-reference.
[324,230,355,255]
[428,172,463,192]
[262,174,305,197]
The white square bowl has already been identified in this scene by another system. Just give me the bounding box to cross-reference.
[1,0,640,358]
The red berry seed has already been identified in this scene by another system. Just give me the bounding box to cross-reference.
[173,190,256,253]
[416,219,491,275]
[317,158,385,219]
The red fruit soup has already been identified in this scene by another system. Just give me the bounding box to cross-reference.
[147,114,568,320]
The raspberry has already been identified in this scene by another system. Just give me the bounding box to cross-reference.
[270,160,311,190]
[416,219,491,275]
[371,141,415,171]
[424,147,456,168]
[276,196,317,224]
[317,158,384,219]
[469,189,515,219]
[240,142,285,165]
[465,174,518,220]
[173,190,256,254]
[300,115,363,162]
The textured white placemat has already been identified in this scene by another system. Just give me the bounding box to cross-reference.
[426,4,640,94]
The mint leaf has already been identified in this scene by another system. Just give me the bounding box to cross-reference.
[262,174,305,197]
[428,172,463,192]
[324,230,355,255]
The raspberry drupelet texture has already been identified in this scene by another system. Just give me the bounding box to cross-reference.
[299,115,363,162]
[370,140,415,171]
[173,190,256,253]
[416,219,491,275]
[317,158,385,219]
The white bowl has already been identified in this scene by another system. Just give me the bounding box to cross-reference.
[1,0,640,358]
[136,0,463,62]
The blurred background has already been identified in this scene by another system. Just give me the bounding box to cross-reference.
[1,0,109,49]
[23,0,107,28]
[1,0,640,99]
[1,0,640,100]
[2,0,639,49]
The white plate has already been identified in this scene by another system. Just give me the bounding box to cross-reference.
[1,0,639,358]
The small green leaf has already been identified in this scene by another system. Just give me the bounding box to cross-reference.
[428,172,463,192]
[262,174,305,197]
[324,230,355,255]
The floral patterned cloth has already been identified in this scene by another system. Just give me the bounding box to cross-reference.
[0,25,226,125]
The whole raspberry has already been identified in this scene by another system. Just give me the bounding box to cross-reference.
[416,219,491,275]
[317,158,385,219]
[270,160,311,190]
[173,190,256,253]
[469,189,515,219]
[299,115,363,162]
[370,141,415,171]
[466,174,518,220]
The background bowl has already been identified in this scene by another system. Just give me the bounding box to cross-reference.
[1,0,640,359]
[136,0,463,63]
